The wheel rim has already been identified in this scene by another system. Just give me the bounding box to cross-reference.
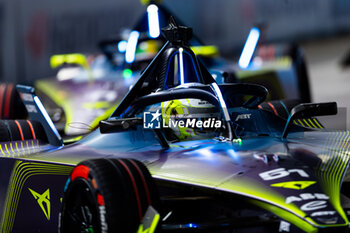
[62,178,101,233]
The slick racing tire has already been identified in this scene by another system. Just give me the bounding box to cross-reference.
[0,83,27,119]
[0,120,47,142]
[59,158,160,233]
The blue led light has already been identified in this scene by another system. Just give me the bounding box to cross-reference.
[34,96,61,140]
[147,4,160,38]
[211,83,230,121]
[118,40,127,53]
[238,27,260,69]
[179,48,185,85]
[64,177,71,192]
[125,31,140,63]
[187,223,198,228]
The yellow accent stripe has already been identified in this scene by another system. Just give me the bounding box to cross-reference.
[316,131,350,224]
[31,141,35,154]
[149,213,160,233]
[4,144,10,156]
[297,119,305,127]
[0,145,5,156]
[15,143,20,156]
[251,199,318,233]
[20,142,24,155]
[137,213,160,233]
[313,118,323,129]
[26,141,30,155]
[307,119,317,128]
[294,118,323,129]
[302,119,312,128]
[63,136,83,144]
[9,143,15,157]
[0,161,73,232]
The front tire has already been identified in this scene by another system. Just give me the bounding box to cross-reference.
[59,158,159,233]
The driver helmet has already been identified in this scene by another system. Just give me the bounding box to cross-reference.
[161,96,219,141]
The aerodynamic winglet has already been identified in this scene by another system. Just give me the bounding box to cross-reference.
[16,85,63,147]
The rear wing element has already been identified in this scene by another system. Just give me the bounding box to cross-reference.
[16,85,63,147]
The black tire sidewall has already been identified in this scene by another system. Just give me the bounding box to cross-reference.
[60,158,158,233]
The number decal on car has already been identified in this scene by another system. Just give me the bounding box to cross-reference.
[259,168,309,181]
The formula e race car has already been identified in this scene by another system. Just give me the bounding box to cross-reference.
[27,0,310,137]
[0,22,341,233]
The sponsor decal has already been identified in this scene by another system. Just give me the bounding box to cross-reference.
[20,93,34,102]
[144,110,162,129]
[271,181,316,190]
[137,206,160,233]
[198,100,210,105]
[143,110,222,129]
[235,114,251,121]
[311,211,336,217]
[25,104,38,113]
[314,217,338,224]
[285,193,330,213]
[279,221,290,232]
[259,168,309,181]
[285,193,329,204]
[28,188,51,220]
[99,206,108,233]
[163,118,221,129]
[301,201,327,211]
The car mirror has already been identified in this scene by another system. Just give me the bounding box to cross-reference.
[282,102,337,138]
[100,118,143,134]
